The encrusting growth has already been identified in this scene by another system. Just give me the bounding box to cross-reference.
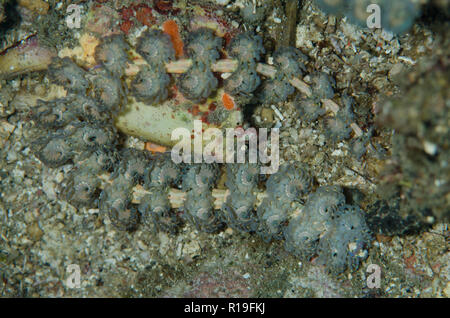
[31,21,375,275]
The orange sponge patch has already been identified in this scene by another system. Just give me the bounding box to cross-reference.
[163,20,184,58]
[222,92,235,110]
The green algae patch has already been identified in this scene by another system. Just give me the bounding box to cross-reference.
[115,95,242,147]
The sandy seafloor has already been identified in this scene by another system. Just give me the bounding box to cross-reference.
[0,0,449,297]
